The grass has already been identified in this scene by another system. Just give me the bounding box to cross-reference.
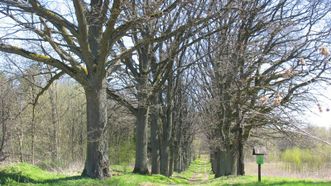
[0,163,187,186]
[205,175,331,186]
[1,159,331,185]
[173,158,211,180]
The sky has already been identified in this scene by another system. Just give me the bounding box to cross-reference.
[304,86,331,128]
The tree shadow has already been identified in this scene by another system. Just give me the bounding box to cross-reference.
[172,175,190,181]
[0,172,87,184]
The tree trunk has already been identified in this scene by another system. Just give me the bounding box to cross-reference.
[169,144,174,176]
[160,77,173,177]
[18,115,24,162]
[31,106,36,164]
[235,99,245,176]
[215,148,237,178]
[160,132,170,176]
[82,79,110,179]
[133,58,150,174]
[133,104,150,174]
[237,128,245,175]
[210,150,217,174]
[48,85,58,162]
[173,142,181,172]
[151,96,160,174]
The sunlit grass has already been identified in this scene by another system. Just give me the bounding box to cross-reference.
[206,175,331,186]
[0,163,188,186]
[1,158,331,185]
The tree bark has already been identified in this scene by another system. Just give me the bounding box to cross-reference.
[48,85,58,162]
[82,79,110,179]
[237,128,245,175]
[133,103,150,174]
[31,106,36,165]
[151,96,160,174]
[173,141,182,172]
[133,75,150,174]
[215,148,237,178]
[160,129,170,176]
[133,45,150,174]
[210,150,217,174]
[160,77,173,177]
[169,144,174,176]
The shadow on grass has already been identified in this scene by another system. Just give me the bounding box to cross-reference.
[172,175,190,181]
[0,172,90,184]
[2,171,331,186]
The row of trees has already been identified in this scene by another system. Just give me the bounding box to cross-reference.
[0,0,331,179]
[194,0,331,177]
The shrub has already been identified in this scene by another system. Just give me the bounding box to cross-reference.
[280,147,328,172]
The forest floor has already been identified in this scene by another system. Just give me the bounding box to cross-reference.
[1,157,331,185]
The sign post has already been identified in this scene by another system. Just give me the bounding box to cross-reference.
[253,146,267,183]
[256,154,264,182]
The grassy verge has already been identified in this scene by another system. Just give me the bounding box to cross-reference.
[0,163,187,186]
[1,159,331,185]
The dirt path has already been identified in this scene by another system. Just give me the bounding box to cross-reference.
[188,158,210,184]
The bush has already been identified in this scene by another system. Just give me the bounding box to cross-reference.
[109,139,135,166]
[280,147,328,171]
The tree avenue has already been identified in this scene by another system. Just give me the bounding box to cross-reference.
[0,0,221,178]
[0,0,188,178]
[193,0,331,177]
[0,0,331,181]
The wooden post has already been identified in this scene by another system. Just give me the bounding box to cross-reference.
[253,146,267,183]
[258,164,261,182]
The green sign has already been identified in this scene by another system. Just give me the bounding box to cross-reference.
[256,155,264,165]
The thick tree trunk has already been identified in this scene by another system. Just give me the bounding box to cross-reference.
[160,78,173,177]
[160,136,170,176]
[214,150,220,178]
[173,141,182,172]
[210,150,217,174]
[182,141,191,171]
[237,128,245,175]
[169,144,174,176]
[133,69,150,174]
[186,145,192,169]
[82,79,110,179]
[151,97,160,174]
[133,104,150,174]
[215,148,237,178]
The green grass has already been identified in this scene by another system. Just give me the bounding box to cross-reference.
[1,160,331,185]
[205,175,331,186]
[0,163,187,186]
[173,158,211,180]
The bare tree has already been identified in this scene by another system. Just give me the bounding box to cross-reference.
[106,0,223,175]
[193,0,331,177]
[0,0,185,178]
